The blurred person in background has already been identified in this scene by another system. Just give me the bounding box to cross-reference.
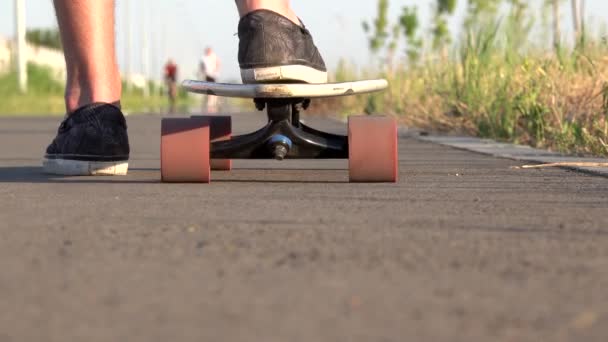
[198,47,221,113]
[164,58,178,113]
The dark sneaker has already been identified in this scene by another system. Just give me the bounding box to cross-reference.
[43,102,130,176]
[238,9,328,84]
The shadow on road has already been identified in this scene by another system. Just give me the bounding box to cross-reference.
[0,167,159,184]
[0,167,348,184]
[233,168,346,171]
[213,179,346,184]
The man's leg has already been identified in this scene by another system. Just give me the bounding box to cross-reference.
[235,0,299,24]
[43,0,129,176]
[53,0,121,112]
[234,0,328,84]
[207,94,218,113]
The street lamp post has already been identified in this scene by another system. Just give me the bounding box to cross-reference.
[15,0,27,93]
[142,4,150,98]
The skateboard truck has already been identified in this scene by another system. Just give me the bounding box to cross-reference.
[210,98,349,160]
[162,79,398,183]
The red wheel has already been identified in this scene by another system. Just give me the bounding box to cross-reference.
[192,116,232,171]
[348,115,398,183]
[161,117,211,183]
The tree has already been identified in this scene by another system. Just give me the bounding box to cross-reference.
[362,0,390,56]
[432,0,457,55]
[505,0,533,52]
[551,0,561,49]
[26,28,62,50]
[399,6,422,63]
[571,0,581,42]
[464,0,501,32]
[438,0,457,13]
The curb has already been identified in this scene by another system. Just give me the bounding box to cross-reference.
[407,131,608,177]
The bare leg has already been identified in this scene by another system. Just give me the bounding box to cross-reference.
[206,95,219,113]
[53,0,121,113]
[235,0,299,24]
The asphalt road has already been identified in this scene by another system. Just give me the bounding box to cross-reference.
[0,111,607,342]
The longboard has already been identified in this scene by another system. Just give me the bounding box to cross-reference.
[182,79,388,99]
[162,77,397,184]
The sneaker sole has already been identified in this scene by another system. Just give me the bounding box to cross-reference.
[241,64,328,84]
[43,158,129,176]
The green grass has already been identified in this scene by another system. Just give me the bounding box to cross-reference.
[0,64,189,116]
[314,28,608,157]
[0,64,65,115]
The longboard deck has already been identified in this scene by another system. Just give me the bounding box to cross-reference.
[182,79,388,99]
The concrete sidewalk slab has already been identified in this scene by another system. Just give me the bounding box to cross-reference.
[419,135,608,177]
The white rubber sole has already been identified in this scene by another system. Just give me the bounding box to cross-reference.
[241,64,328,84]
[43,158,129,176]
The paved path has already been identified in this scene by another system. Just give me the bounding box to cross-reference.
[0,112,607,342]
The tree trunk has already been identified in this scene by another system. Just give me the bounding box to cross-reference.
[552,0,561,50]
[580,0,586,35]
[571,0,581,42]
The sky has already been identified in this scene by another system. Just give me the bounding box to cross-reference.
[1,0,607,82]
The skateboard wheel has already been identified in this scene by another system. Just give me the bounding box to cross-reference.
[192,115,232,171]
[161,117,211,183]
[348,115,398,183]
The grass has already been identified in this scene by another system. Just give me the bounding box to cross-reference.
[0,63,65,115]
[313,29,608,157]
[0,64,188,116]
